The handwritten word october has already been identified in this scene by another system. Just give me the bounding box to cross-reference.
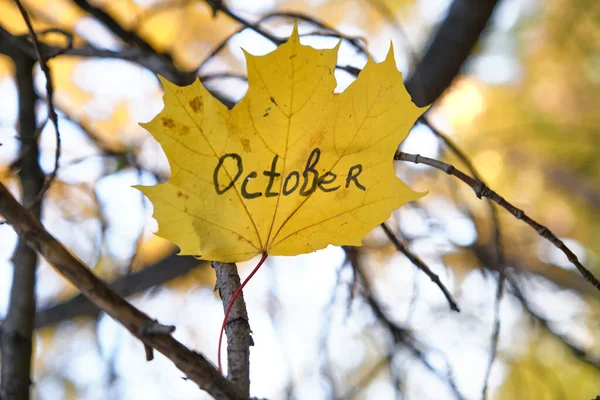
[213,148,366,199]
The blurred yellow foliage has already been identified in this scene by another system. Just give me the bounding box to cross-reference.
[498,335,600,399]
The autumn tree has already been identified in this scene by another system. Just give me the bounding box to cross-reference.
[0,0,599,399]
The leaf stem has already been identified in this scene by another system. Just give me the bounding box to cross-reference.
[217,252,269,374]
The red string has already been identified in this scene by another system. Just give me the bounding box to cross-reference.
[218,252,269,374]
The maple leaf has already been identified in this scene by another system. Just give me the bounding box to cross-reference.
[138,26,426,262]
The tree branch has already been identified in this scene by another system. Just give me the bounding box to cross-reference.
[0,182,245,400]
[0,53,42,400]
[380,222,460,312]
[213,262,251,398]
[394,151,600,293]
[405,0,500,106]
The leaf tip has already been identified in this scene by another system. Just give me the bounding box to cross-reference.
[386,41,395,61]
[241,47,256,64]
[384,42,400,74]
[334,36,343,52]
[156,74,169,87]
[290,20,300,43]
[131,184,147,195]
[157,74,178,95]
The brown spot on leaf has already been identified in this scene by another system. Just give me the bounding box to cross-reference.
[189,96,203,113]
[309,132,325,148]
[162,117,175,128]
[181,125,190,136]
[336,189,349,200]
[241,138,251,152]
[177,191,189,199]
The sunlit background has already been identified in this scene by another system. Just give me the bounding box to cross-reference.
[1,0,599,399]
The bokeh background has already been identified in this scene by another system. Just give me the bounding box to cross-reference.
[0,0,599,399]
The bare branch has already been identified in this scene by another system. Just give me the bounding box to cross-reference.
[482,271,504,399]
[0,53,42,400]
[0,182,245,400]
[405,0,500,106]
[197,9,365,78]
[380,222,460,312]
[395,151,600,293]
[209,2,282,45]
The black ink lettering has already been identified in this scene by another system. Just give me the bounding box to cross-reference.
[263,155,280,197]
[318,172,340,192]
[214,153,243,195]
[283,171,300,195]
[346,164,365,190]
[241,172,262,199]
[215,149,365,199]
[300,148,321,196]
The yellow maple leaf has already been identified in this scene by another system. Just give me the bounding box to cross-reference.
[138,26,425,262]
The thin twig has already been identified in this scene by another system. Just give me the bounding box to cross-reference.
[210,3,282,45]
[197,10,368,78]
[380,223,459,312]
[14,0,61,204]
[197,11,366,72]
[482,272,504,399]
[16,28,73,58]
[261,11,368,54]
[394,151,600,292]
